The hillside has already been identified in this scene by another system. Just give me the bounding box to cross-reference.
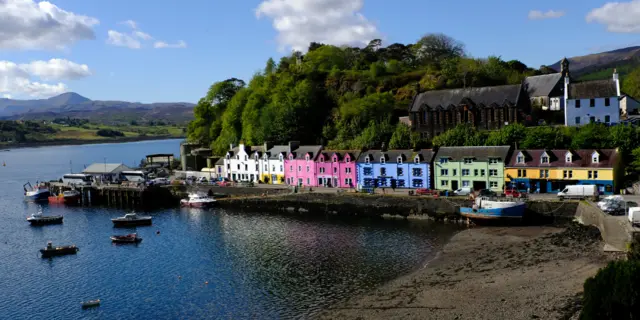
[0,93,195,124]
[548,46,640,81]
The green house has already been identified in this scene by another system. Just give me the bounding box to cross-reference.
[433,146,511,192]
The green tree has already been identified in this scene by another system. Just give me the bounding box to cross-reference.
[485,123,527,146]
[414,33,465,66]
[432,124,486,147]
[521,126,568,149]
[581,260,640,319]
[623,66,640,99]
[570,123,612,149]
[388,123,412,149]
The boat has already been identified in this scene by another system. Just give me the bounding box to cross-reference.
[40,241,78,257]
[111,212,152,227]
[24,182,50,201]
[48,193,65,204]
[27,209,63,225]
[63,190,81,205]
[459,196,526,219]
[180,193,217,208]
[81,299,100,309]
[110,233,143,243]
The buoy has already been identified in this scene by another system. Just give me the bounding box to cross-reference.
[178,276,182,279]
[204,281,209,285]
[156,230,160,235]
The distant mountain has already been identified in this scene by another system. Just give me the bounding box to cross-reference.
[548,46,640,81]
[0,92,195,124]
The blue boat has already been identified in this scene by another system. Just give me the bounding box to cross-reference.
[460,196,526,219]
[24,182,50,202]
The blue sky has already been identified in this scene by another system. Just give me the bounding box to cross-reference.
[0,0,639,103]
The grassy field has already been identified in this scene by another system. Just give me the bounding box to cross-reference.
[49,124,185,141]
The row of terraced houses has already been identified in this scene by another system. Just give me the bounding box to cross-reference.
[212,142,620,195]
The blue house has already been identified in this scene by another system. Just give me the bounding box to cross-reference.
[356,148,434,189]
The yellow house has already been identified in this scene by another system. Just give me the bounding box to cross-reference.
[505,149,618,194]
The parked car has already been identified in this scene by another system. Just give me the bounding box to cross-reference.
[151,178,169,185]
[216,180,231,187]
[477,189,497,197]
[504,189,525,198]
[415,188,438,196]
[197,177,208,184]
[453,187,472,196]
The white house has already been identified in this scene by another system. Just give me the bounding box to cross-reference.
[258,144,290,184]
[224,143,265,182]
[620,94,640,116]
[563,70,621,126]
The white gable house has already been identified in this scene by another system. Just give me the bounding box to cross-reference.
[224,143,265,182]
[563,69,621,126]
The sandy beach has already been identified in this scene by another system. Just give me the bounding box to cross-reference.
[320,223,611,320]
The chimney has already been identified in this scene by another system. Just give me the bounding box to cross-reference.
[613,68,621,97]
[288,141,300,153]
[564,75,570,126]
[229,143,235,150]
[381,142,387,152]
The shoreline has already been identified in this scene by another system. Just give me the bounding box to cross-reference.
[320,223,611,320]
[0,135,185,150]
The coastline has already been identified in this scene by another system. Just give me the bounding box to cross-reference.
[320,223,610,320]
[0,135,185,150]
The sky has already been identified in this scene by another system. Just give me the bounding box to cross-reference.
[0,0,639,103]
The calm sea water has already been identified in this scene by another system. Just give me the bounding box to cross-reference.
[0,139,458,319]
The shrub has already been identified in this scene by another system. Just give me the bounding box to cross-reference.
[96,129,124,137]
[580,260,640,319]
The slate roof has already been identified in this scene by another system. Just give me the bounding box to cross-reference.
[410,85,521,112]
[357,150,414,164]
[288,145,323,160]
[83,163,132,174]
[318,150,361,162]
[523,73,563,97]
[266,145,289,160]
[215,158,224,166]
[412,149,436,163]
[507,149,618,168]
[435,146,511,162]
[569,79,618,99]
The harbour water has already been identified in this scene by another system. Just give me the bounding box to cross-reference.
[0,139,459,319]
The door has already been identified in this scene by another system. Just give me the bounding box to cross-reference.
[272,174,276,184]
[539,181,548,193]
[451,180,458,191]
[473,181,487,190]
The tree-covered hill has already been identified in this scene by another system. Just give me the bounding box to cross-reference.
[187,34,557,155]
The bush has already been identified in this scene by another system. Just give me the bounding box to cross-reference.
[580,260,640,319]
[96,129,124,137]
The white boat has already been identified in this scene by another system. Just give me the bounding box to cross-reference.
[24,182,50,201]
[81,299,100,308]
[111,212,152,227]
[27,209,63,225]
[460,196,526,219]
[180,193,216,208]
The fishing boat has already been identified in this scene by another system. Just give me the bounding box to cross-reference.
[27,209,63,225]
[24,182,50,201]
[460,196,526,219]
[63,190,81,204]
[40,241,78,257]
[110,233,143,243]
[81,299,100,309]
[111,212,152,227]
[180,193,217,208]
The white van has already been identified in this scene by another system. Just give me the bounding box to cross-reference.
[453,187,472,196]
[629,207,640,226]
[557,185,599,200]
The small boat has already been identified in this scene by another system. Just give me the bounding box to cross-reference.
[460,196,526,219]
[81,299,100,309]
[27,209,63,225]
[110,233,143,243]
[48,194,65,204]
[63,190,81,205]
[180,193,217,208]
[24,182,50,201]
[111,212,152,227]
[40,241,78,257]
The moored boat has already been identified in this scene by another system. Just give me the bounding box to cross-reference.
[460,196,526,219]
[63,190,81,205]
[24,182,50,201]
[81,299,100,309]
[111,212,152,227]
[27,209,63,225]
[110,233,143,243]
[40,241,78,257]
[180,193,216,208]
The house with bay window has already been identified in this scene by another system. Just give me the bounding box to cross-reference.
[284,145,323,187]
[315,151,360,188]
[433,146,511,192]
[505,149,619,194]
[356,147,434,189]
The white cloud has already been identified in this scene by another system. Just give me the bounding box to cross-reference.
[120,19,138,29]
[134,31,153,40]
[2,94,12,99]
[528,10,565,20]
[106,30,141,49]
[587,1,640,33]
[255,0,379,52]
[0,58,91,98]
[153,40,187,49]
[0,0,99,50]
[0,61,67,98]
[20,59,92,81]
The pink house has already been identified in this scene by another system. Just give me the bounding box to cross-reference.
[284,145,323,187]
[315,151,360,188]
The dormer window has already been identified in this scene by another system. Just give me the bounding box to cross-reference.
[380,157,386,164]
[279,154,284,161]
[289,155,294,160]
[516,154,524,164]
[397,157,403,164]
[464,158,473,164]
[254,154,259,160]
[244,155,248,161]
[540,154,549,164]
[226,154,230,160]
[237,155,240,160]
[346,157,351,163]
[333,157,337,163]
[414,157,420,164]
[565,152,572,163]
[305,155,310,161]
[365,156,370,164]
[592,152,600,164]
